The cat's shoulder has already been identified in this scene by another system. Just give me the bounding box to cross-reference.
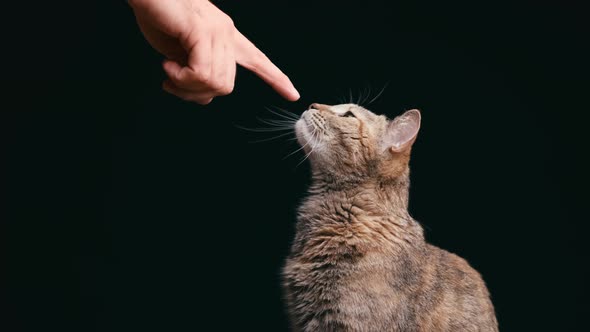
[424,244,488,289]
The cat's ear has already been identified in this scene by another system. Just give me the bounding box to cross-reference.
[382,109,421,153]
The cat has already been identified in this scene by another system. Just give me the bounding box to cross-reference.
[281,103,498,332]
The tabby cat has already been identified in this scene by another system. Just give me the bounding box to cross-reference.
[282,103,498,331]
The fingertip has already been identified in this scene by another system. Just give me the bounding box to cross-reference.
[281,78,300,101]
[162,59,172,69]
[162,60,182,78]
[287,86,301,101]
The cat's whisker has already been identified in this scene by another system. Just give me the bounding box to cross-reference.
[283,138,311,160]
[236,109,297,140]
[268,105,299,115]
[338,91,350,104]
[264,106,300,121]
[235,125,293,133]
[269,106,302,120]
[248,130,294,143]
[297,127,322,167]
[287,124,321,164]
[256,117,296,127]
[305,130,323,162]
[367,82,389,105]
[297,147,315,167]
[358,86,367,106]
[264,112,299,123]
[296,143,314,167]
[360,85,372,106]
[257,116,296,123]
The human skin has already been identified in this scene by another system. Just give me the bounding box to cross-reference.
[128,0,300,104]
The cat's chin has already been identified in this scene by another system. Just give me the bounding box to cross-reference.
[295,118,312,153]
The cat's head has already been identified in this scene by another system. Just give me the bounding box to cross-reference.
[295,103,421,182]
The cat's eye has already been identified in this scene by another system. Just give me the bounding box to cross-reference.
[342,111,356,118]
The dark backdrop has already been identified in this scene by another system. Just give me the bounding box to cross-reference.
[3,1,587,331]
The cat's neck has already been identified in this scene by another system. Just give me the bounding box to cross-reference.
[296,169,424,250]
[306,169,411,214]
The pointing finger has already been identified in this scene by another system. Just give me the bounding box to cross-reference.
[234,30,300,101]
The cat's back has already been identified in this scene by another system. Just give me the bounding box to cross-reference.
[418,244,499,331]
[344,244,499,332]
[283,242,498,332]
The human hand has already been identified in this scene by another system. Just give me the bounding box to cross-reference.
[128,0,300,104]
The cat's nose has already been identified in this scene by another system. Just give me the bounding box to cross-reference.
[309,103,331,112]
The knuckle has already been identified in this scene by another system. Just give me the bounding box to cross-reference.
[218,83,234,96]
[213,14,233,31]
[179,95,194,102]
[193,69,212,85]
[210,80,225,92]
[197,97,213,105]
[211,80,223,91]
[223,15,234,29]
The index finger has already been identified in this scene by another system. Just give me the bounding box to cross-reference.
[234,30,300,101]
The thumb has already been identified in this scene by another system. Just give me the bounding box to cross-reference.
[234,30,300,101]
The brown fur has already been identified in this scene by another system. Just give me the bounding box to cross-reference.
[282,104,498,331]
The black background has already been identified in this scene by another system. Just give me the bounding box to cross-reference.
[3,1,587,331]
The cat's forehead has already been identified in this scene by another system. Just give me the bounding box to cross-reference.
[330,104,373,115]
[331,104,384,122]
[327,103,356,115]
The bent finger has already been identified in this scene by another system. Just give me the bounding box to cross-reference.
[163,35,214,90]
[162,80,214,105]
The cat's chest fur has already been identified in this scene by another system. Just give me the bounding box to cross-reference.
[282,194,427,331]
[283,246,425,332]
[281,193,498,332]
